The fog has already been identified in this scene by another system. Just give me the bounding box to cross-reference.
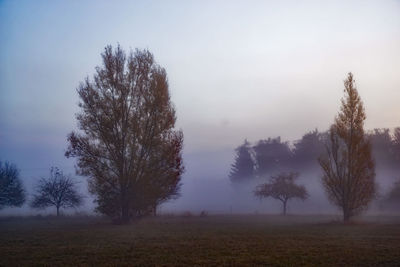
[1,0,400,217]
[160,137,400,216]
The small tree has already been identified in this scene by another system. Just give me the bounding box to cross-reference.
[229,140,254,183]
[0,161,25,209]
[319,73,375,222]
[254,172,308,215]
[31,167,83,216]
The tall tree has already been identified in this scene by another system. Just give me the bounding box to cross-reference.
[31,167,83,216]
[0,161,25,209]
[229,140,254,183]
[319,73,375,222]
[65,45,184,223]
[254,172,308,215]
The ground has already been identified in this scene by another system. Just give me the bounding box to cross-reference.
[0,215,399,266]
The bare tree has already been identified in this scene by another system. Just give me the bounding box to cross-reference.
[31,167,83,216]
[319,73,375,222]
[0,161,25,209]
[65,45,184,223]
[254,172,308,215]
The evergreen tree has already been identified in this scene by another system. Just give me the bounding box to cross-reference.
[229,140,254,183]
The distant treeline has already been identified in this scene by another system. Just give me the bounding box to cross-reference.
[230,127,400,182]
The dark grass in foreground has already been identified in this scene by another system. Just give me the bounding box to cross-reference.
[0,215,399,266]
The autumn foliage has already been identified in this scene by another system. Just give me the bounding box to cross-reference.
[319,73,376,222]
[66,45,184,223]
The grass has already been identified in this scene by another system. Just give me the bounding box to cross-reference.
[0,214,399,266]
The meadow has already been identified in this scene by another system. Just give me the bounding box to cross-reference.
[0,214,399,266]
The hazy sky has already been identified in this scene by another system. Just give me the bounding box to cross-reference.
[1,0,399,196]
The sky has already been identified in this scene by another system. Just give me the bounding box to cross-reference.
[1,0,400,212]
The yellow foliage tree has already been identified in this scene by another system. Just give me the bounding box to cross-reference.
[319,73,376,222]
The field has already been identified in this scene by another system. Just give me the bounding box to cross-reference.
[0,215,399,266]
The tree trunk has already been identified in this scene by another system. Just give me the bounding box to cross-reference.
[120,194,130,223]
[121,205,130,223]
[283,200,287,216]
[56,206,60,217]
[153,205,157,216]
[343,208,350,223]
[120,188,130,223]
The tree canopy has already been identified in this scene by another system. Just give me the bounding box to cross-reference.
[66,45,184,223]
[254,137,292,175]
[229,140,255,183]
[319,73,375,222]
[0,161,25,209]
[254,172,308,215]
[292,129,325,169]
[31,167,83,216]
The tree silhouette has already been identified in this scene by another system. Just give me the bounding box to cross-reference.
[393,127,400,162]
[368,128,397,168]
[229,140,254,183]
[254,137,292,175]
[292,129,325,169]
[0,161,25,209]
[66,45,184,223]
[231,125,399,187]
[319,73,375,222]
[254,172,308,215]
[385,178,400,210]
[31,167,83,216]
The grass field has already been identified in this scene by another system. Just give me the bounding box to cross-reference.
[0,214,399,266]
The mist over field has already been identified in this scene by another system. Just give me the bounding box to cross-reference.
[2,133,399,217]
[1,0,399,218]
[163,138,400,216]
[2,1,400,266]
